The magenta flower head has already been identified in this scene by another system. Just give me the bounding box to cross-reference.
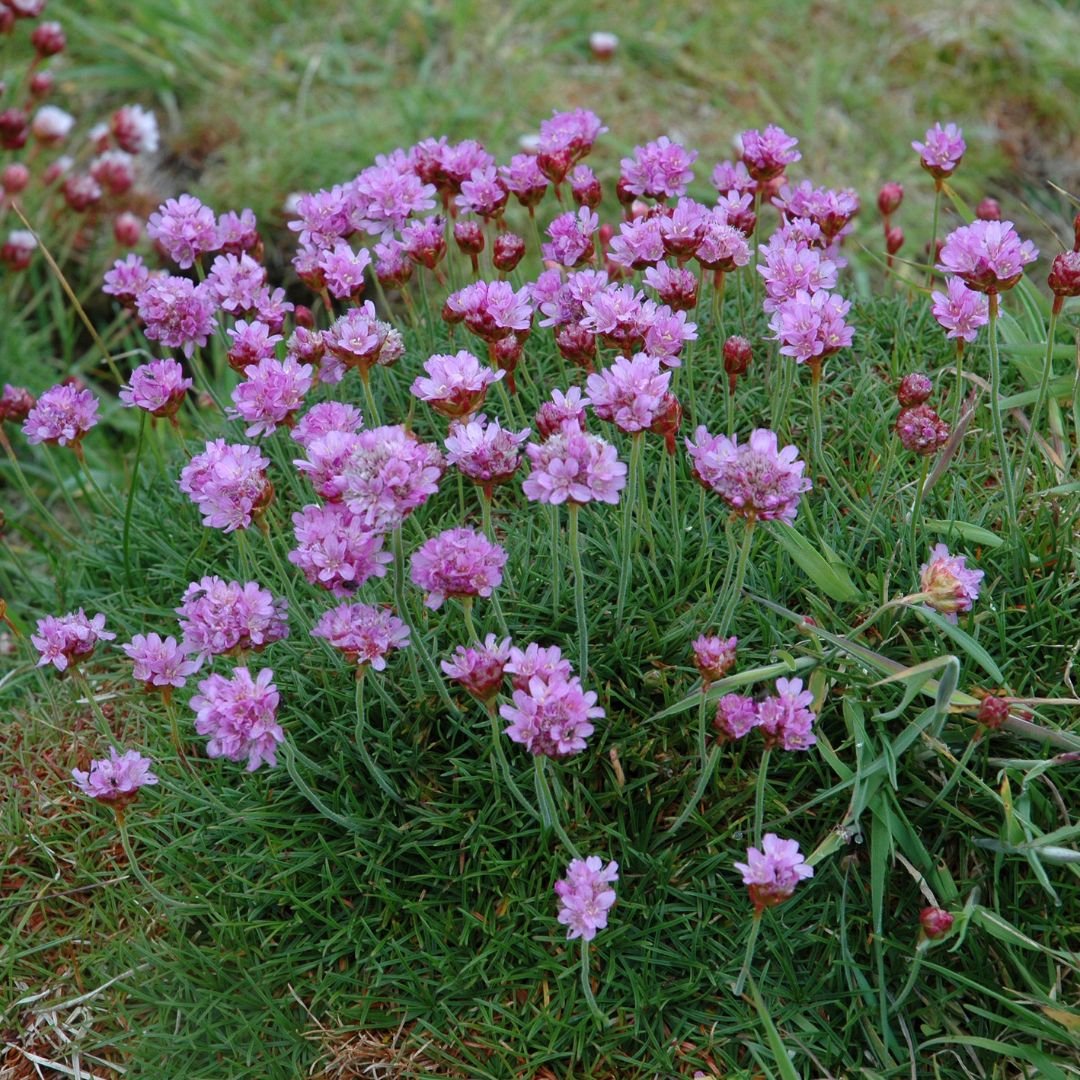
[620,136,697,200]
[22,383,98,450]
[178,576,289,658]
[937,220,1038,294]
[72,748,158,805]
[444,414,530,490]
[644,264,698,312]
[976,695,1010,730]
[410,527,507,610]
[912,122,965,180]
[536,108,607,183]
[136,275,218,357]
[543,207,598,267]
[179,439,272,532]
[317,241,372,300]
[501,669,603,757]
[289,503,392,596]
[103,254,151,307]
[585,353,671,434]
[769,289,854,366]
[445,280,533,343]
[535,387,589,440]
[608,216,666,271]
[455,166,508,219]
[714,694,759,742]
[692,634,737,685]
[919,544,984,622]
[122,633,200,691]
[685,427,811,524]
[290,401,363,450]
[32,610,115,671]
[734,834,813,914]
[311,602,411,670]
[931,277,989,343]
[228,357,314,437]
[0,384,35,424]
[523,425,627,506]
[401,214,447,269]
[505,642,573,692]
[492,232,526,274]
[411,350,502,419]
[111,103,159,155]
[711,159,755,197]
[740,125,801,182]
[147,195,219,269]
[120,359,192,421]
[500,153,548,209]
[920,906,955,940]
[570,164,601,209]
[323,302,403,376]
[757,677,817,751]
[897,373,933,408]
[442,633,512,702]
[191,666,283,771]
[895,404,950,456]
[554,856,618,941]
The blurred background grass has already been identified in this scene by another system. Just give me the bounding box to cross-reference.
[54,0,1080,253]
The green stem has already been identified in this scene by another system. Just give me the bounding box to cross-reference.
[76,668,115,741]
[908,455,930,579]
[753,747,772,844]
[481,488,494,540]
[951,339,965,431]
[987,296,1019,547]
[616,434,642,624]
[354,669,402,804]
[533,756,580,856]
[118,815,193,909]
[568,504,588,677]
[122,412,147,589]
[697,690,710,769]
[810,363,825,470]
[486,700,534,815]
[462,595,479,642]
[726,381,735,437]
[0,431,73,542]
[714,518,755,635]
[731,913,762,996]
[550,503,561,619]
[580,938,611,1027]
[1014,305,1059,511]
[927,182,942,288]
[360,369,381,426]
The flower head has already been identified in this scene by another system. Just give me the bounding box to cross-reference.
[289,503,392,596]
[714,694,760,741]
[554,856,618,941]
[190,666,283,771]
[692,634,737,684]
[734,833,813,912]
[686,427,811,524]
[72,748,158,803]
[311,602,411,670]
[111,104,159,154]
[501,670,603,757]
[120,359,192,419]
[920,906,955,939]
[505,642,573,691]
[0,384,35,424]
[178,439,272,532]
[411,350,502,418]
[912,122,965,179]
[585,353,671,433]
[444,414,530,487]
[290,401,363,450]
[103,254,151,305]
[895,404,950,455]
[523,425,627,505]
[445,280,532,342]
[937,220,1037,294]
[543,208,598,267]
[177,576,289,658]
[897,373,933,408]
[410,527,507,609]
[442,634,512,701]
[122,632,200,689]
[769,289,853,364]
[147,195,219,269]
[32,610,115,671]
[620,136,697,200]
[740,125,801,181]
[136,275,218,357]
[228,357,314,437]
[22,383,98,448]
[931,277,989,344]
[500,153,548,208]
[757,677,817,751]
[919,544,984,622]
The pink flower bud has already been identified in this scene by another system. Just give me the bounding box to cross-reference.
[294,304,314,329]
[588,31,618,60]
[492,232,525,272]
[877,182,904,217]
[30,20,65,56]
[919,907,954,939]
[897,372,932,407]
[2,162,29,194]
[976,695,1009,729]
[29,69,53,97]
[1048,251,1080,299]
[113,212,142,247]
[555,323,596,370]
[886,225,904,256]
[453,219,484,256]
[975,197,1001,221]
[0,108,28,150]
[895,404,949,455]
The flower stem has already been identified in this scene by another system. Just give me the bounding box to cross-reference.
[987,296,1020,549]
[952,339,965,430]
[753,747,772,845]
[714,518,755,636]
[354,669,402,804]
[568,503,588,676]
[461,595,479,642]
[486,700,534,815]
[580,938,611,1027]
[809,360,825,470]
[480,488,494,540]
[118,815,192,909]
[616,434,642,624]
[550,503,561,619]
[359,369,381,426]
[697,690,710,769]
[908,455,930,579]
[0,429,73,542]
[122,411,146,589]
[533,756,580,855]
[927,182,942,288]
[1014,304,1059,513]
[731,913,762,996]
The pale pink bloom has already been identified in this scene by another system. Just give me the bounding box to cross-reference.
[692,634,737,684]
[410,527,507,609]
[177,576,289,658]
[136,275,217,357]
[937,220,1037,294]
[501,670,604,757]
[122,633,200,689]
[757,677,817,751]
[912,122,965,178]
[32,610,115,671]
[585,353,671,433]
[444,414,530,487]
[288,503,392,596]
[442,634,512,701]
[740,125,801,181]
[73,748,158,802]
[714,694,759,741]
[191,666,284,771]
[931,277,990,343]
[410,350,502,418]
[554,855,618,941]
[228,356,314,437]
[147,194,219,269]
[22,384,98,447]
[620,136,697,200]
[505,642,573,691]
[734,833,813,911]
[178,440,272,532]
[919,544,984,622]
[523,425,627,505]
[311,602,411,670]
[290,401,363,449]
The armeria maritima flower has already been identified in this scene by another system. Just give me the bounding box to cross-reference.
[757,676,817,751]
[32,610,115,671]
[685,427,811,524]
[931,277,989,343]
[442,634,512,701]
[177,576,289,658]
[311,602,411,670]
[919,543,984,622]
[523,424,627,505]
[740,125,801,181]
[122,632,200,690]
[288,503,392,596]
[620,136,697,200]
[228,356,314,437]
[410,526,507,609]
[290,401,363,450]
[692,634,738,684]
[410,350,503,418]
[147,194,219,269]
[554,856,618,941]
[896,404,949,455]
[179,439,272,532]
[501,669,604,757]
[505,642,573,692]
[120,359,192,419]
[72,748,158,803]
[769,289,854,364]
[937,220,1038,294]
[136,274,218,357]
[735,833,814,912]
[714,694,760,741]
[585,353,671,434]
[912,122,965,180]
[920,906,955,939]
[22,383,98,448]
[444,414,530,488]
[897,373,933,408]
[190,666,283,771]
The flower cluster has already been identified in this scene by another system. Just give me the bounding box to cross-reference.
[177,577,289,658]
[32,610,115,671]
[72,748,158,803]
[735,834,813,913]
[554,856,619,941]
[410,527,508,609]
[311,602,411,669]
[179,440,273,531]
[190,667,284,771]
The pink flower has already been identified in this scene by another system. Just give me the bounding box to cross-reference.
[535,268,609,327]
[111,104,159,154]
[580,283,647,353]
[500,670,603,757]
[554,855,618,941]
[103,254,151,305]
[523,425,627,506]
[758,240,838,311]
[642,307,697,364]
[179,440,272,532]
[895,404,950,455]
[290,401,363,449]
[177,576,289,658]
[919,543,984,622]
[216,208,260,254]
[644,264,698,311]
[191,666,283,771]
[686,427,811,524]
[757,677,817,751]
[912,122,965,179]
[350,158,436,235]
[323,302,403,376]
[120,359,192,419]
[411,350,502,418]
[740,125,801,181]
[32,610,115,671]
[401,214,448,269]
[714,694,759,741]
[444,414,530,487]
[147,194,219,269]
[710,159,755,196]
[897,373,934,408]
[287,186,352,248]
[311,602,411,670]
[410,527,507,609]
[226,319,282,372]
[769,289,853,364]
[585,353,671,433]
[543,208,598,267]
[608,216,666,270]
[570,164,601,208]
[937,220,1038,294]
[920,906,955,939]
[317,241,372,300]
[505,642,573,692]
[121,632,199,689]
[537,109,607,170]
[442,634,512,701]
[776,182,859,241]
[734,833,813,912]
[72,748,158,802]
[22,383,98,447]
[0,384,34,423]
[288,503,392,596]
[136,275,218,357]
[692,634,737,684]
[696,217,751,273]
[534,387,590,439]
[445,280,533,342]
[455,166,508,218]
[620,136,697,200]
[500,153,549,208]
[228,357,314,437]
[931,276,990,342]
[660,198,710,258]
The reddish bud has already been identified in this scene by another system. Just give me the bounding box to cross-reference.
[453,219,484,257]
[555,323,596,369]
[897,372,933,408]
[492,232,525,273]
[976,695,1010,729]
[886,225,904,256]
[588,31,618,60]
[615,176,636,208]
[293,304,314,330]
[0,108,28,150]
[975,197,1001,221]
[877,182,904,217]
[919,907,954,940]
[30,20,65,56]
[895,404,949,455]
[61,174,102,212]
[649,392,683,454]
[722,335,752,394]
[113,212,142,247]
[1073,210,1080,253]
[29,69,53,97]
[0,8,13,34]
[2,162,29,194]
[0,384,35,422]
[1048,251,1080,299]
[571,170,602,209]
